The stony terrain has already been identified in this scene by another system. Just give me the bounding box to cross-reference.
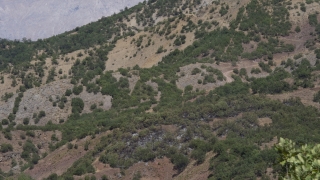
[0,80,112,126]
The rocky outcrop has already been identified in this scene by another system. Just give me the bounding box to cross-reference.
[0,79,112,126]
[15,80,73,125]
[0,152,20,162]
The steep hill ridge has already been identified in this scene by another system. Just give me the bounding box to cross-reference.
[0,0,143,40]
[2,0,320,179]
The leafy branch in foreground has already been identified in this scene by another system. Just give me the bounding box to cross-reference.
[275,138,320,180]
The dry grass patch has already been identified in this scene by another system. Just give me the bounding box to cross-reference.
[258,117,272,127]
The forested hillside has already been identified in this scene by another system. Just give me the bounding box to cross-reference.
[1,0,320,179]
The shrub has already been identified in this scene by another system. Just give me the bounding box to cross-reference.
[46,173,58,180]
[67,143,73,149]
[38,111,46,118]
[300,4,306,12]
[134,147,156,162]
[65,89,72,96]
[4,131,12,140]
[8,113,15,121]
[219,6,228,16]
[191,68,201,75]
[2,119,9,125]
[84,141,89,151]
[0,143,13,153]
[23,118,29,125]
[233,68,239,74]
[156,46,165,54]
[239,68,247,77]
[1,92,14,102]
[171,153,189,171]
[294,53,303,60]
[26,130,35,137]
[34,117,40,124]
[251,68,261,74]
[101,175,108,180]
[71,98,84,113]
[258,62,272,73]
[73,85,83,95]
[51,134,59,141]
[90,104,97,110]
[313,90,320,103]
[309,14,318,26]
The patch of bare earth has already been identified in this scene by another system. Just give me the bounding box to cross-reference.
[25,131,111,179]
[0,130,62,173]
[176,63,227,91]
[176,60,269,91]
[78,88,113,114]
[106,27,194,71]
[124,158,176,180]
[145,80,158,91]
[174,152,215,180]
[0,73,19,98]
[286,0,319,51]
[267,88,320,109]
[105,0,250,72]
[75,157,176,180]
[161,125,178,133]
[260,137,278,150]
[242,41,258,53]
[258,117,272,127]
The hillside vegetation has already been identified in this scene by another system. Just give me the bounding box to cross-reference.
[1,0,320,179]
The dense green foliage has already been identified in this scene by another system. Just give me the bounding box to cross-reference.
[251,67,291,94]
[71,98,84,114]
[275,138,320,179]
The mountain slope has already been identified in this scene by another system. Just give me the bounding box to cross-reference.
[2,0,320,179]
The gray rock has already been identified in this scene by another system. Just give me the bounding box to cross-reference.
[0,79,112,126]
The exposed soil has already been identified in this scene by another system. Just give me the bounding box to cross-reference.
[260,137,278,150]
[105,0,250,72]
[176,60,270,91]
[258,117,272,127]
[25,131,111,179]
[74,157,176,180]
[106,26,195,71]
[0,130,62,174]
[174,152,215,180]
[0,73,19,98]
[267,87,320,109]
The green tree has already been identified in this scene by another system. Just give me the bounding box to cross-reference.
[71,98,84,113]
